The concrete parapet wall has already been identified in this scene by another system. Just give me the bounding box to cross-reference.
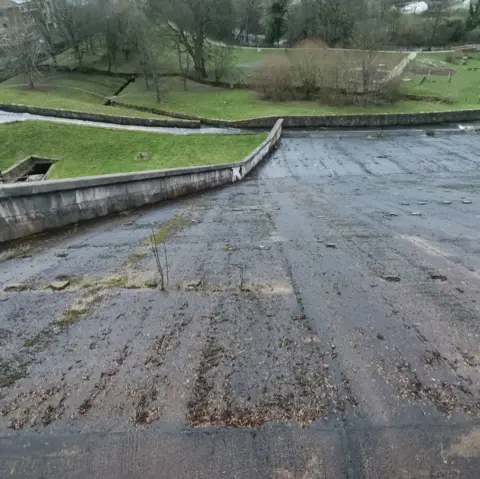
[0,103,201,128]
[109,100,480,128]
[0,120,282,243]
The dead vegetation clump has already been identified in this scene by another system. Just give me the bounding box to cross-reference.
[252,55,295,101]
[187,322,334,428]
[253,41,401,106]
[4,385,67,430]
[395,360,480,417]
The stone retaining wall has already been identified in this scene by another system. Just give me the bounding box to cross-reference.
[0,120,283,243]
[109,100,480,128]
[0,103,201,128]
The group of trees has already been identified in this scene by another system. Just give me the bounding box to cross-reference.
[6,0,241,89]
[466,0,480,31]
[4,0,480,91]
[284,0,480,48]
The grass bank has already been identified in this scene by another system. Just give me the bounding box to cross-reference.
[117,77,463,121]
[0,121,267,179]
[0,72,162,118]
[12,49,480,122]
[402,52,480,106]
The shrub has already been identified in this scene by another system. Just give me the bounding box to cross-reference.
[445,50,466,64]
[445,52,455,64]
[288,39,325,98]
[253,55,294,101]
[254,42,401,106]
[208,44,234,83]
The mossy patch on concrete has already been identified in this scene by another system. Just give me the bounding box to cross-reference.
[147,214,194,244]
[54,292,104,331]
[0,359,27,388]
[0,244,31,263]
[126,251,147,265]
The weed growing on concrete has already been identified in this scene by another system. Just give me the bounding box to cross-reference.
[126,251,147,265]
[4,282,32,292]
[146,214,192,245]
[55,308,86,330]
[54,293,103,331]
[0,244,31,263]
[149,227,169,291]
[23,328,56,350]
[0,358,27,387]
[101,275,128,287]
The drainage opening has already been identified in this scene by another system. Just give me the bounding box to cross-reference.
[17,160,55,182]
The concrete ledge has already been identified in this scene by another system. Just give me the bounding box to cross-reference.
[0,103,201,129]
[109,100,480,128]
[0,120,282,243]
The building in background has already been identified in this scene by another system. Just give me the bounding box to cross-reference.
[0,0,27,40]
[0,0,55,42]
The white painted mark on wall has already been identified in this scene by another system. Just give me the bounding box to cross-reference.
[232,166,243,182]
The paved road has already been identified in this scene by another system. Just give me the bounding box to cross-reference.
[1,130,480,478]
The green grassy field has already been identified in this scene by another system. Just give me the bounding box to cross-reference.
[0,121,267,179]
[115,49,479,120]
[0,72,162,118]
[232,47,286,66]
[8,47,479,121]
[402,52,480,106]
[118,76,464,120]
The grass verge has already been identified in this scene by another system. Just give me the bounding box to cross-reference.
[12,49,480,121]
[0,72,163,118]
[402,52,480,106]
[0,121,267,179]
[118,76,471,121]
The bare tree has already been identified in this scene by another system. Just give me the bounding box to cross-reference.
[28,0,58,66]
[426,0,452,46]
[96,0,121,72]
[148,27,168,102]
[234,0,262,44]
[51,0,91,66]
[151,0,233,78]
[125,3,166,101]
[174,38,191,90]
[351,13,390,93]
[308,0,360,46]
[5,20,44,89]
[123,5,150,87]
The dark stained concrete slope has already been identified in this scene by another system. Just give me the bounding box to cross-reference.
[1,131,480,478]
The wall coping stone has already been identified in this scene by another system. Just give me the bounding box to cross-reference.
[109,100,480,128]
